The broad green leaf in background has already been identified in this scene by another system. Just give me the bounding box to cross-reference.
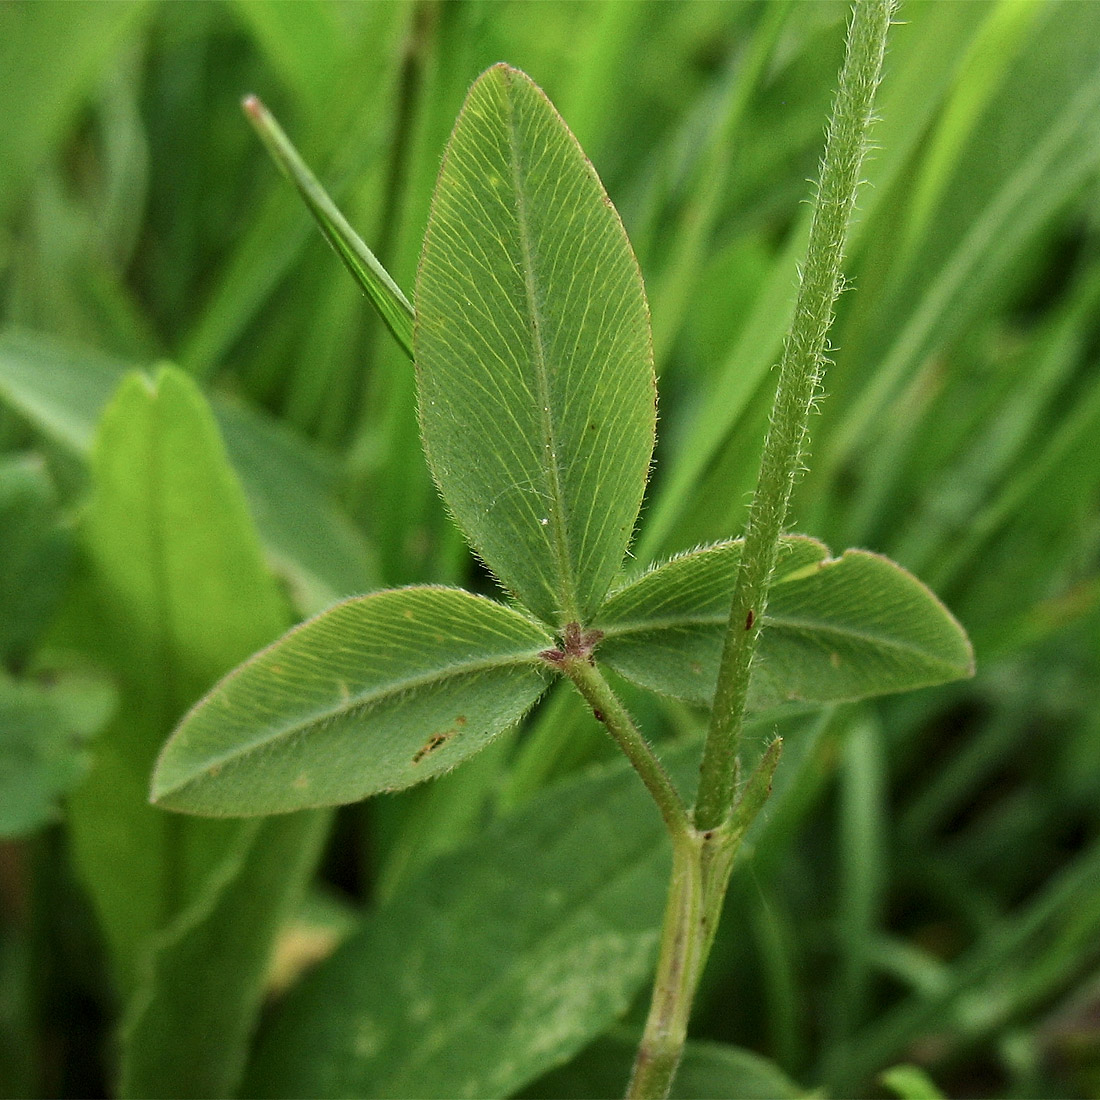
[0,671,113,838]
[416,64,655,628]
[0,329,375,611]
[152,588,553,816]
[66,366,288,993]
[0,454,72,667]
[119,811,329,1100]
[242,744,702,1100]
[594,536,974,709]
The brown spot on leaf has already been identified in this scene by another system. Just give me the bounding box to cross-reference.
[412,729,454,764]
[830,651,841,668]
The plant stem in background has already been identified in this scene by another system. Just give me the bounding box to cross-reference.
[694,0,894,834]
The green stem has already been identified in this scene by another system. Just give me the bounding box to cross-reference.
[694,0,894,832]
[561,656,691,837]
[628,741,783,1100]
[626,830,708,1099]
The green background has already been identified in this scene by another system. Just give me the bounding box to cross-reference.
[1,2,1098,1097]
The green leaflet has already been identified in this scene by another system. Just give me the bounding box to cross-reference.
[152,587,553,815]
[242,744,701,1100]
[416,64,655,628]
[594,537,974,709]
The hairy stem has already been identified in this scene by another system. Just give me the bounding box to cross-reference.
[624,3,893,1097]
[560,654,691,837]
[626,825,740,1099]
[694,0,894,833]
[629,741,782,1099]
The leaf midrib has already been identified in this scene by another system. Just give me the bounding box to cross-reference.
[502,70,578,627]
[161,647,548,795]
[597,609,963,670]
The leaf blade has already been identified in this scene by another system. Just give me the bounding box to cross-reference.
[242,95,415,361]
[119,812,329,1099]
[416,64,655,627]
[66,364,289,992]
[242,744,703,1100]
[0,329,376,611]
[594,538,974,709]
[152,587,553,815]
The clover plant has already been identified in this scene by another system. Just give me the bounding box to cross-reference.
[151,2,972,1096]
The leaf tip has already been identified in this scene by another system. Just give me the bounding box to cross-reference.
[241,94,264,122]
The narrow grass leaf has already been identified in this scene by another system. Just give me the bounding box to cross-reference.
[242,745,702,1100]
[594,537,974,709]
[416,64,655,628]
[152,588,553,816]
[242,96,414,360]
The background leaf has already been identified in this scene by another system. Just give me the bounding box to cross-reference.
[0,329,375,612]
[0,670,113,838]
[242,744,702,1100]
[523,1028,807,1100]
[0,1,148,225]
[595,537,974,708]
[153,587,553,815]
[54,364,331,1099]
[416,63,655,628]
[119,811,328,1099]
[0,454,72,668]
[65,365,288,992]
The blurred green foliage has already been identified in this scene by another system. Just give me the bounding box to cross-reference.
[1,1,1098,1097]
